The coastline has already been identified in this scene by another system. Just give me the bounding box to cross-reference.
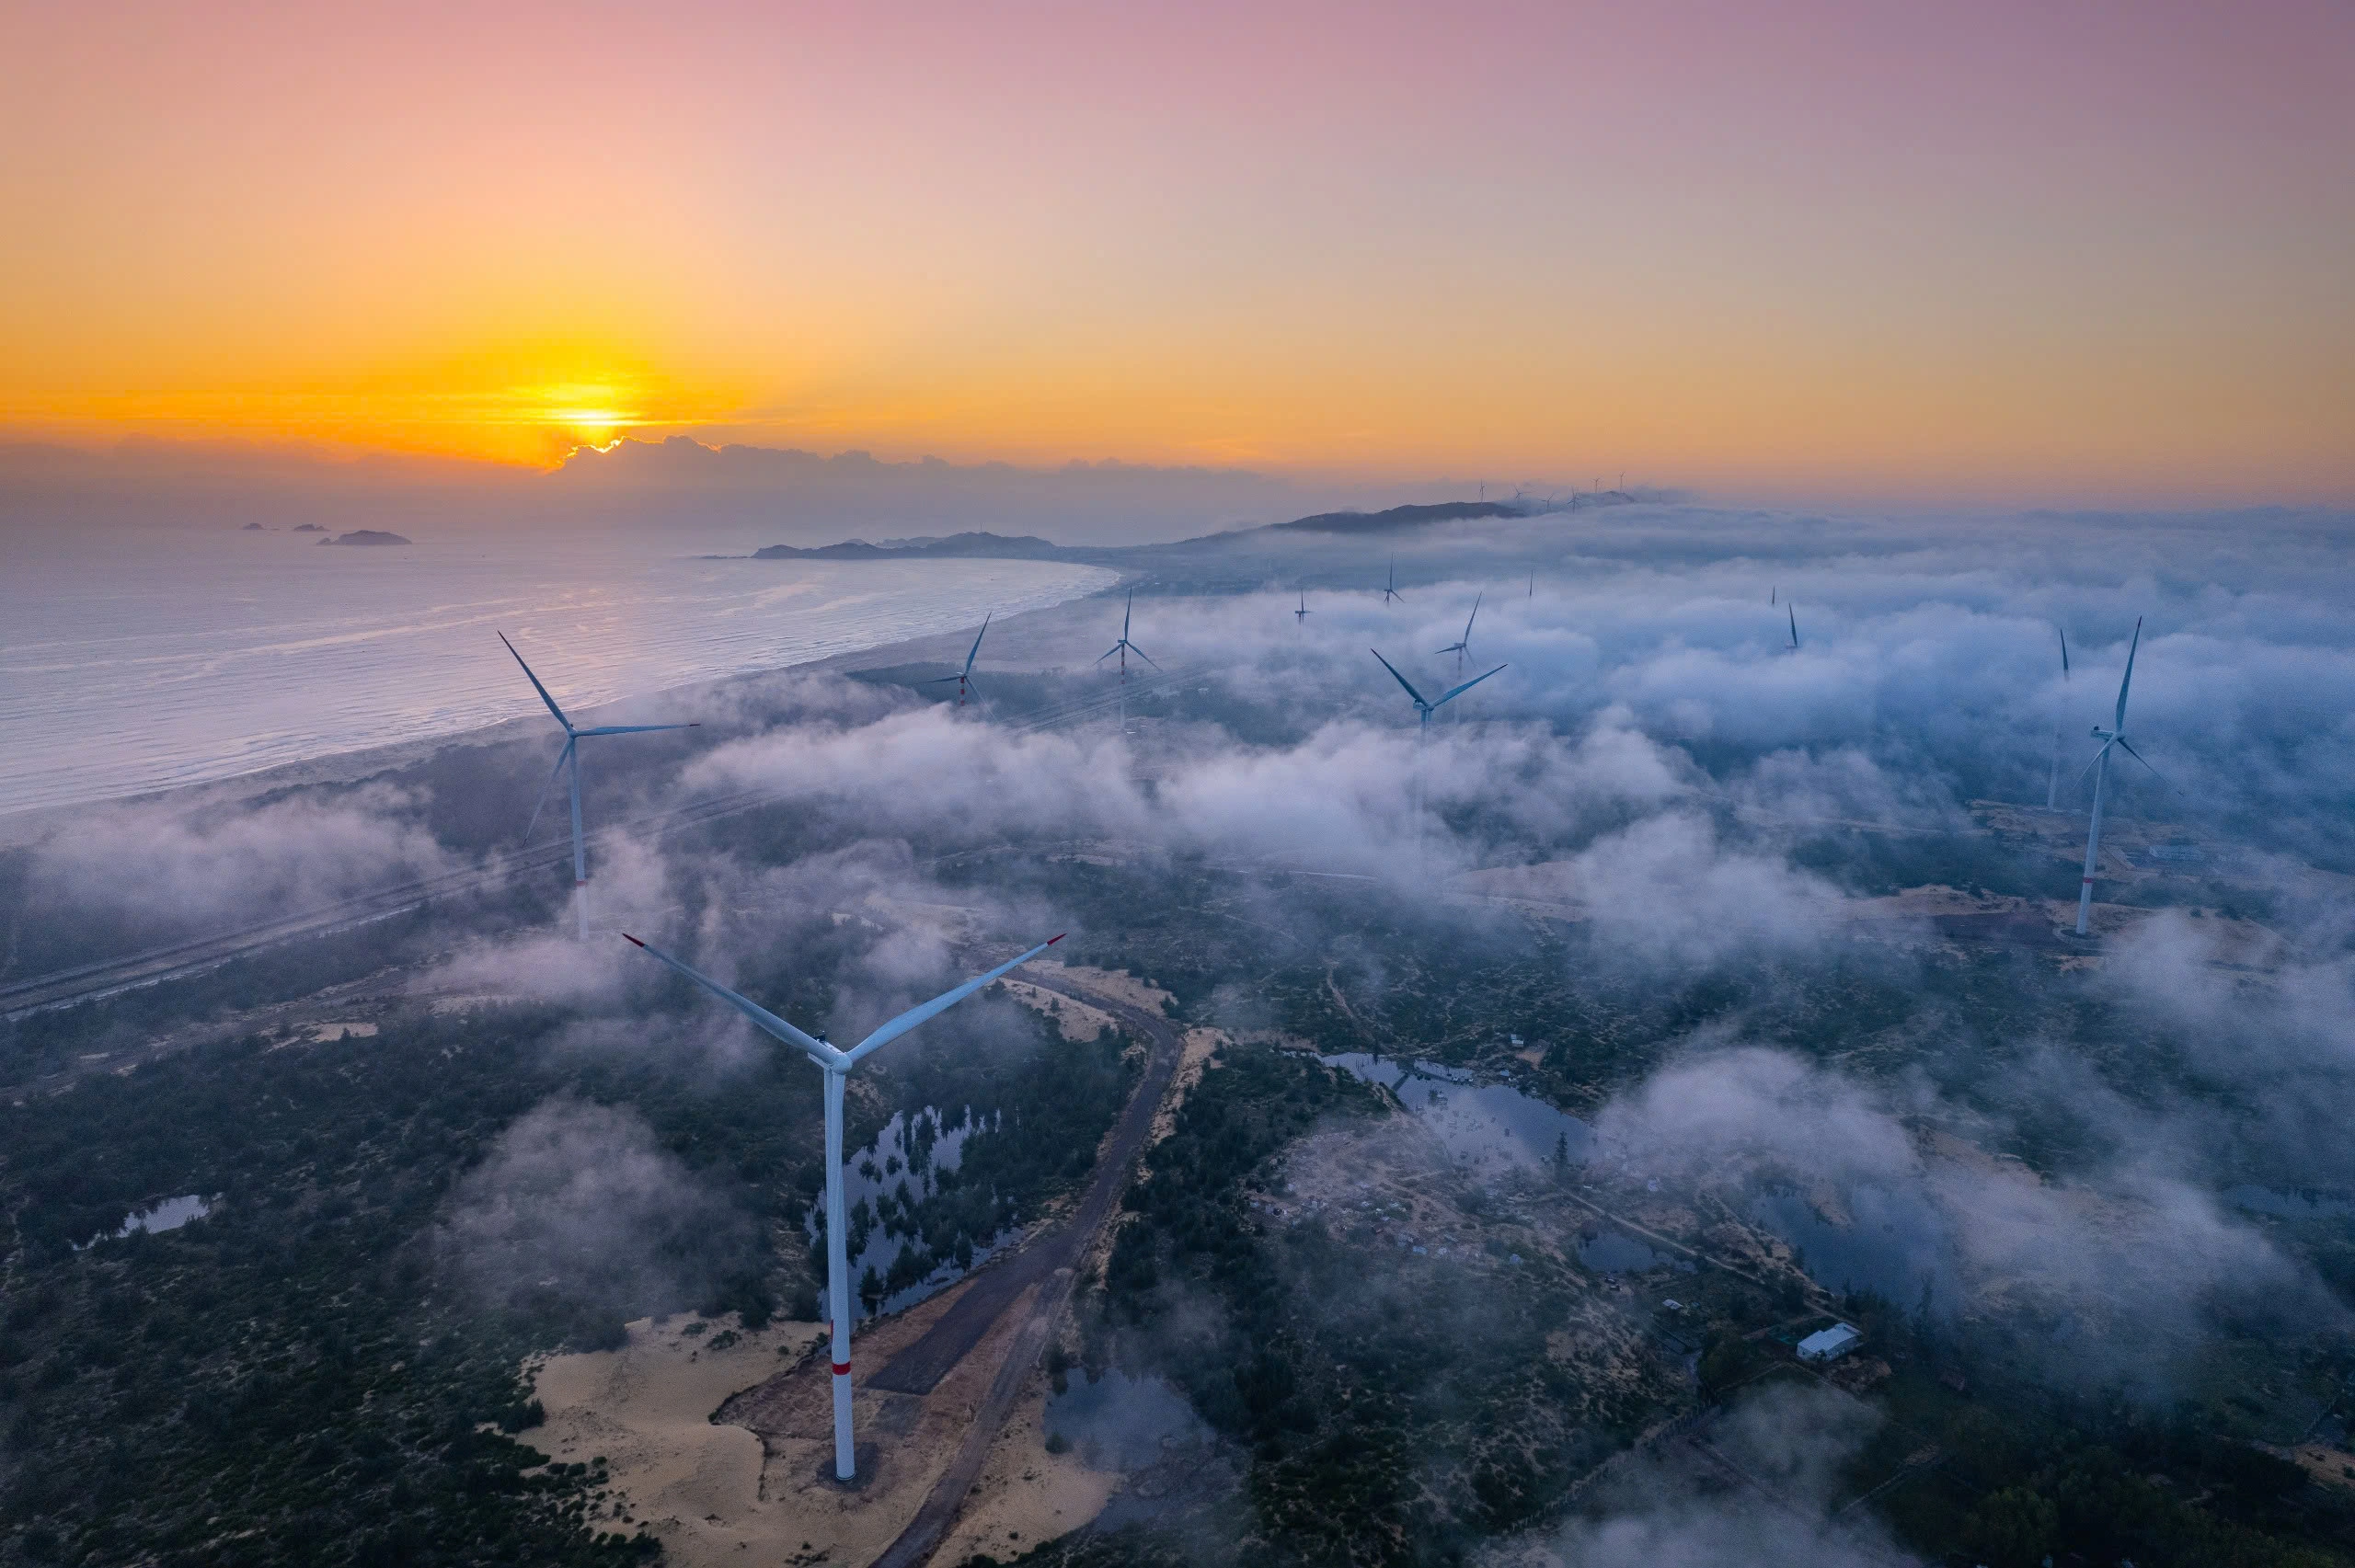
[0,578,1127,850]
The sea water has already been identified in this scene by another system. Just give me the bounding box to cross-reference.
[0,522,1115,818]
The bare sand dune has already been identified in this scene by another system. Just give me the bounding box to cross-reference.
[1000,978,1119,1042]
[524,1315,828,1565]
[935,1368,1119,1566]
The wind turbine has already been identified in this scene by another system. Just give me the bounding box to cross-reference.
[1097,592,1159,734]
[1786,604,1799,652]
[1294,591,1312,625]
[1371,650,1506,738]
[921,613,991,707]
[502,633,696,938]
[2045,625,2071,811]
[2074,618,2163,937]
[1380,561,1404,604]
[1373,650,1506,858]
[622,930,1063,1482]
[1437,594,1482,674]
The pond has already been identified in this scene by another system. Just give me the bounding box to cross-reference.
[1577,1229,1664,1274]
[78,1194,211,1251]
[1321,1053,1592,1174]
[1748,1185,1957,1311]
[807,1105,1018,1318]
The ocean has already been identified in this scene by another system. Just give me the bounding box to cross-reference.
[0,522,1115,818]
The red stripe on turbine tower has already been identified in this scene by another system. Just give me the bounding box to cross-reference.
[832,1361,851,1377]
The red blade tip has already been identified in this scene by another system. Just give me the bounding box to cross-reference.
[1046,933,1065,945]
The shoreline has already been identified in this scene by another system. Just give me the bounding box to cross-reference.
[0,578,1129,850]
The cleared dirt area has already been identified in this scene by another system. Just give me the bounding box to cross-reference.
[999,978,1118,1043]
[523,1313,830,1565]
[934,1367,1119,1566]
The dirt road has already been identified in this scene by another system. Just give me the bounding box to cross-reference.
[864,970,1184,1568]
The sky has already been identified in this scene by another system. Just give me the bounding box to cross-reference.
[2,0,2349,502]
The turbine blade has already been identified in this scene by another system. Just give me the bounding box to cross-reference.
[1129,643,1162,670]
[2058,624,2070,677]
[843,934,1065,1065]
[500,632,572,730]
[1096,644,1123,664]
[2114,738,2169,788]
[1434,663,1508,707]
[1788,605,1798,647]
[1123,592,1132,639]
[1371,648,1428,705]
[965,612,991,675]
[1465,593,1481,639]
[621,934,843,1067]
[574,722,699,736]
[2116,616,2142,729]
[523,739,573,841]
[2077,739,2115,786]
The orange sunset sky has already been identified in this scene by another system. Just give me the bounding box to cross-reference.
[2,1,2349,502]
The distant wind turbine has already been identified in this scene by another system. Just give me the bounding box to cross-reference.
[623,930,1063,1482]
[1381,561,1405,604]
[502,633,695,938]
[2045,625,2071,811]
[920,613,991,707]
[1437,593,1483,674]
[1787,604,1799,652]
[1770,585,1776,606]
[1372,650,1507,737]
[2074,618,2164,937]
[1097,592,1158,681]
[1373,650,1505,857]
[1097,591,1159,734]
[1294,591,1312,624]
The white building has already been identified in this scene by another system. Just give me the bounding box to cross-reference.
[1797,1322,1862,1363]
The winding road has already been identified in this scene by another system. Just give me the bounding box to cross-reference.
[865,969,1184,1568]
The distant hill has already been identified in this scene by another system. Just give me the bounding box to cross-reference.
[745,498,1567,566]
[1267,500,1524,534]
[319,530,411,546]
[752,532,1063,561]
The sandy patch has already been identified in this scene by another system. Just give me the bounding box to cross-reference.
[1001,979,1119,1044]
[934,1368,1119,1565]
[1030,962,1173,1019]
[2283,1442,2355,1494]
[1147,1027,1228,1147]
[523,1314,828,1566]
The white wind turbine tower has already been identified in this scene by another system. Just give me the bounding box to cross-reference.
[1437,593,1483,675]
[920,613,991,707]
[2074,618,2163,936]
[2045,625,2071,811]
[623,929,1063,1482]
[1096,591,1159,734]
[502,633,696,938]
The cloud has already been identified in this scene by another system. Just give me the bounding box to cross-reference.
[1524,1383,1902,1568]
[26,783,454,933]
[1591,1047,2342,1391]
[436,1095,743,1330]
